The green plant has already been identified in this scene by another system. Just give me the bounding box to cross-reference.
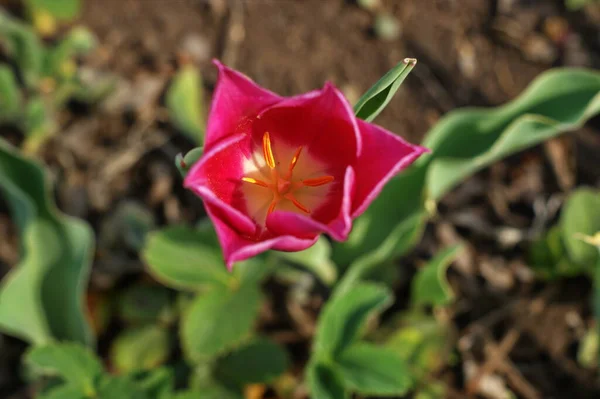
[0,9,112,152]
[0,139,94,346]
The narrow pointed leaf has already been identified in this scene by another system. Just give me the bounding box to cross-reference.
[354,58,417,122]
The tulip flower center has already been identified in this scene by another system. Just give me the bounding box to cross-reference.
[241,132,334,217]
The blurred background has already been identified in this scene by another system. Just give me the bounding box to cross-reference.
[1,0,600,398]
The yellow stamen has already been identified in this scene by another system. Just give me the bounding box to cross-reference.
[241,177,269,188]
[288,146,303,176]
[302,175,335,187]
[263,132,276,169]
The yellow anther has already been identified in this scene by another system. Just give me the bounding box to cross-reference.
[288,146,303,175]
[241,177,269,188]
[262,132,276,169]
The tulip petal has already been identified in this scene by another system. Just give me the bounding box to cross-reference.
[252,83,361,167]
[266,166,355,241]
[205,60,282,149]
[351,120,429,218]
[184,133,257,236]
[206,204,318,270]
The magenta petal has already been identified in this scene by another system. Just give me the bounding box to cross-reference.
[206,204,318,270]
[205,60,282,150]
[184,133,256,236]
[266,166,355,241]
[351,120,428,218]
[253,83,362,164]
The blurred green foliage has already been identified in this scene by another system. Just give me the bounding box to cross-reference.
[0,140,94,346]
[0,9,112,152]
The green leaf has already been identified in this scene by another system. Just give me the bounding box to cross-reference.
[415,382,447,399]
[166,65,205,143]
[45,26,96,80]
[565,0,599,10]
[131,367,174,398]
[354,58,417,122]
[577,325,598,369]
[25,0,82,21]
[278,237,337,285]
[38,384,87,399]
[182,284,261,361]
[0,11,44,87]
[26,342,103,396]
[337,343,412,396]
[0,140,94,345]
[0,65,22,121]
[306,362,348,399]
[385,311,450,378]
[110,325,170,373]
[143,225,231,290]
[529,225,584,279]
[96,375,148,399]
[24,95,56,152]
[215,337,289,386]
[334,68,600,272]
[169,387,242,399]
[315,283,392,357]
[335,211,425,294]
[175,147,203,178]
[560,188,600,268]
[412,245,461,307]
[425,69,600,200]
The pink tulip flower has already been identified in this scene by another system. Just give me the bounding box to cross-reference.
[185,61,428,269]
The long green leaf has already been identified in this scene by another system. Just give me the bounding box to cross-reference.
[335,68,600,275]
[0,140,94,345]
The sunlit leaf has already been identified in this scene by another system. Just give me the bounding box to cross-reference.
[337,343,412,396]
[0,140,94,345]
[166,65,205,143]
[110,325,170,373]
[143,225,231,290]
[26,342,102,396]
[560,188,600,268]
[25,0,82,21]
[0,65,21,121]
[385,311,451,379]
[182,284,261,362]
[354,58,417,122]
[335,68,600,271]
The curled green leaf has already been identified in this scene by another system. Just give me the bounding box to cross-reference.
[354,58,417,122]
